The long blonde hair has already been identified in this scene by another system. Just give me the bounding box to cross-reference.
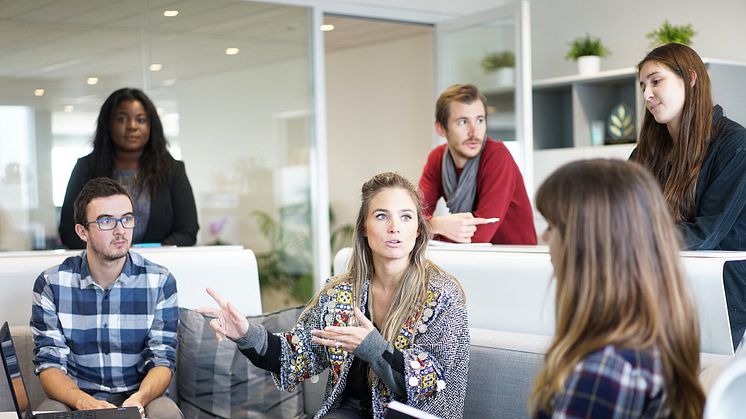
[530,159,704,418]
[304,172,439,342]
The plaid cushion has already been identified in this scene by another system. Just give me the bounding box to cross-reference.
[177,306,306,418]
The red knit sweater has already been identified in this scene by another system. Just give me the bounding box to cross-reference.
[418,139,537,244]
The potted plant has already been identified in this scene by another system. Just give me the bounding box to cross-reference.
[646,20,696,47]
[252,205,353,310]
[565,33,610,75]
[481,50,515,86]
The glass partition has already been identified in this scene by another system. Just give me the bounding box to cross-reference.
[0,0,316,309]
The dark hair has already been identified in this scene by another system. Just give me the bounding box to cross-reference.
[73,177,132,227]
[531,159,704,418]
[92,87,173,196]
[632,43,713,222]
[435,84,488,129]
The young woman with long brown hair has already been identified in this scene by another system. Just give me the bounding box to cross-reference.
[197,172,469,418]
[631,43,746,349]
[530,159,705,418]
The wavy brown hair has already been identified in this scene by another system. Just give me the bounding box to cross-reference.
[631,43,713,222]
[530,159,704,418]
[435,84,488,130]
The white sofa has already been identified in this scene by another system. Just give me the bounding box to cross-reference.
[0,245,263,327]
[335,245,745,356]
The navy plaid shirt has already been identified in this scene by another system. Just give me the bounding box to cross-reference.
[31,251,178,395]
[537,345,669,418]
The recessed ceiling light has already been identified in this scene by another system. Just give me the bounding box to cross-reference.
[34,89,45,97]
[225,47,240,55]
[320,24,335,32]
[149,63,163,72]
[64,105,74,112]
[162,79,177,87]
[87,77,99,85]
[163,10,179,17]
[156,107,164,115]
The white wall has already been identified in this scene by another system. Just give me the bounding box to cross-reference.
[529,0,746,79]
[326,33,435,227]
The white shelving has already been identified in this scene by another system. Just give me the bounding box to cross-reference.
[532,67,640,150]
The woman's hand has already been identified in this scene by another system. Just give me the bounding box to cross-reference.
[195,287,250,341]
[311,307,375,352]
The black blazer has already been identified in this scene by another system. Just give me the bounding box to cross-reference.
[59,154,199,249]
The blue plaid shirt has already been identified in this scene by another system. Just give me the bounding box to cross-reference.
[31,251,178,395]
[537,345,669,419]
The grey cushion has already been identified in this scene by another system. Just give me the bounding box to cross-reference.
[464,334,545,419]
[177,306,306,418]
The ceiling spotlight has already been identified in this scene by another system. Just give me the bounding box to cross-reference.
[64,105,74,112]
[34,89,45,97]
[163,10,179,17]
[87,77,99,85]
[225,47,240,55]
[320,24,335,32]
[149,63,163,72]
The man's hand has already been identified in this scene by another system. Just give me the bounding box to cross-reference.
[429,213,490,243]
[122,393,146,418]
[74,397,117,411]
[39,368,116,412]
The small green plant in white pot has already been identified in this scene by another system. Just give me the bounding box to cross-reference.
[646,20,696,47]
[565,34,610,75]
[481,51,515,86]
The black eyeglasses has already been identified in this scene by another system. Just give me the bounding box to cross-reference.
[86,215,137,231]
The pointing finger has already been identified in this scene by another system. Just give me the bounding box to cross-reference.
[206,287,229,310]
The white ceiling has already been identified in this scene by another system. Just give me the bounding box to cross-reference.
[0,0,435,113]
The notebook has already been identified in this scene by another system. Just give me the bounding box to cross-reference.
[0,322,140,419]
[384,401,442,419]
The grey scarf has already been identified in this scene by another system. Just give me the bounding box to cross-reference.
[441,140,488,213]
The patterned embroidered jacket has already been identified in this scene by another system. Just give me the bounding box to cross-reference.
[271,266,469,418]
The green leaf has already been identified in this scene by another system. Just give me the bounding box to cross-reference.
[646,20,696,47]
[566,33,611,60]
[608,104,635,140]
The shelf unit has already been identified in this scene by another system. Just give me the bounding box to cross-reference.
[532,67,640,150]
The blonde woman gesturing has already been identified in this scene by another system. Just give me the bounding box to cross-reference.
[198,172,469,419]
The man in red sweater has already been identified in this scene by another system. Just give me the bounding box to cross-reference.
[419,84,537,244]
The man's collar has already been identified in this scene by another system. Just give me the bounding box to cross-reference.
[78,250,133,289]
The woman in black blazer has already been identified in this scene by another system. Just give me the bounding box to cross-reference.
[59,88,199,249]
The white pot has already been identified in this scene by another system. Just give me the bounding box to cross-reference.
[493,67,515,86]
[577,55,601,75]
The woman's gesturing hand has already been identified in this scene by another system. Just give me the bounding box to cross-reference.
[195,287,250,341]
[311,307,375,353]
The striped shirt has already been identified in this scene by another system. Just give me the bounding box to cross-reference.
[31,251,178,395]
[537,345,669,418]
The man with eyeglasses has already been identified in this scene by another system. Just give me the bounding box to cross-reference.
[30,177,183,418]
